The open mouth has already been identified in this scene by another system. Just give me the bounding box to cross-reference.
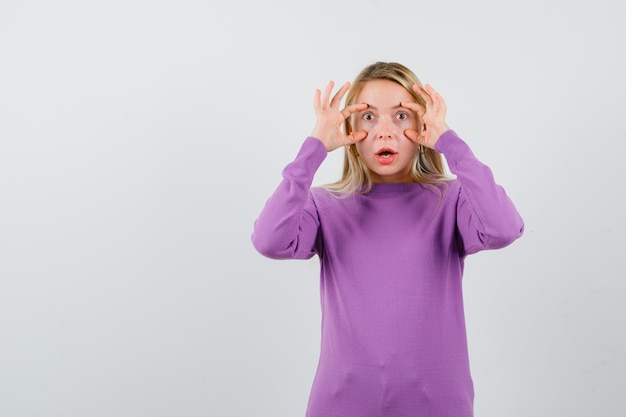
[376,148,397,159]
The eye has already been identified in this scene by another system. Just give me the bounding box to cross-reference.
[362,112,375,121]
[396,112,409,120]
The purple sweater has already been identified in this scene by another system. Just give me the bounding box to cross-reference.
[252,130,524,417]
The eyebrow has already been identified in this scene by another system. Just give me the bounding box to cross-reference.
[361,103,405,110]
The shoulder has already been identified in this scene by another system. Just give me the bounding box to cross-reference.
[310,186,346,212]
[437,178,462,203]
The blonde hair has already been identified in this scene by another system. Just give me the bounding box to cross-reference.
[323,62,449,195]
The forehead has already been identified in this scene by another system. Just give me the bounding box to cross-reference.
[355,79,415,107]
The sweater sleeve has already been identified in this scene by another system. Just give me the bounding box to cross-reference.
[435,130,524,257]
[251,137,327,260]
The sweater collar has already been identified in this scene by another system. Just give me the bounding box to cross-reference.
[367,182,418,194]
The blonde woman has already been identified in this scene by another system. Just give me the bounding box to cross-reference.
[252,62,524,417]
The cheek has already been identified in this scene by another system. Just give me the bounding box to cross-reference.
[399,118,418,131]
[353,119,373,132]
[355,140,374,157]
[401,141,420,157]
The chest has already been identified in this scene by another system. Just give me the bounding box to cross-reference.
[317,191,458,262]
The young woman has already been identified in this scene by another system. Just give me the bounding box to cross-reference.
[252,62,524,417]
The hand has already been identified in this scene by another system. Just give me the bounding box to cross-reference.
[401,83,450,149]
[311,81,368,152]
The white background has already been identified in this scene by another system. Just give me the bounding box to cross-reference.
[1,1,624,416]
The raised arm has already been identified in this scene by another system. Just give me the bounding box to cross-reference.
[251,81,367,259]
[402,84,523,256]
[251,137,327,260]
[437,130,524,256]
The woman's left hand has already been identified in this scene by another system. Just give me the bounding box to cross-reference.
[401,84,450,149]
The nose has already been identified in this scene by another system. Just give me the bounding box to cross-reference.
[376,117,393,139]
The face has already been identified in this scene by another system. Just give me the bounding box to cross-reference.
[352,79,420,183]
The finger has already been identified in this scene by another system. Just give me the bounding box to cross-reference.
[425,84,442,99]
[313,88,321,111]
[330,82,350,108]
[425,92,447,121]
[321,81,335,109]
[348,130,368,144]
[400,101,425,117]
[404,128,421,143]
[340,102,368,120]
[432,89,447,112]
[425,84,446,112]
[400,101,421,111]
[400,102,424,131]
[413,84,432,107]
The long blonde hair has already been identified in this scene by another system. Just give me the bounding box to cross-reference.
[323,62,449,195]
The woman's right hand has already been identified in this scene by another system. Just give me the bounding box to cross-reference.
[310,81,368,152]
